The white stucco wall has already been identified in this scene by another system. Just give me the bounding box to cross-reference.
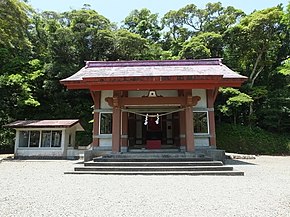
[16,148,63,157]
[99,138,112,147]
[194,138,210,147]
[101,90,113,109]
[192,89,209,147]
[99,91,113,147]
[192,89,207,108]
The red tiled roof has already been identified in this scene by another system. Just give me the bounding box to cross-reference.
[61,59,247,82]
[4,119,84,130]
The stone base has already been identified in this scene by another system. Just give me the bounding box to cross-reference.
[195,147,226,163]
[84,147,112,162]
[84,146,226,162]
[121,147,128,152]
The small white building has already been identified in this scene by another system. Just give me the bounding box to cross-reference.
[5,119,84,159]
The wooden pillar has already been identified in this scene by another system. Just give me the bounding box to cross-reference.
[184,90,195,152]
[112,107,121,153]
[185,106,194,152]
[112,91,122,153]
[178,90,186,150]
[179,110,186,149]
[91,91,100,148]
[121,91,128,150]
[121,112,128,150]
[207,89,218,148]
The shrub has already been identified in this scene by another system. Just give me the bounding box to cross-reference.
[216,123,290,155]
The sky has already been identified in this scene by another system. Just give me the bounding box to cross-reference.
[28,0,289,25]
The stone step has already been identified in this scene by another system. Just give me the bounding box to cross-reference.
[93,157,213,162]
[64,170,244,176]
[85,161,223,167]
[95,152,213,160]
[128,148,180,152]
[74,165,234,172]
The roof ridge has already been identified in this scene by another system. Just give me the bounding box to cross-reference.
[85,59,222,68]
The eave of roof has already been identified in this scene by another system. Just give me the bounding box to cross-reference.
[4,119,84,131]
[60,59,247,90]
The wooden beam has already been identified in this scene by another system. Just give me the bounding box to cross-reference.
[105,96,201,107]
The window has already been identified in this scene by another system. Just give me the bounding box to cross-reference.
[29,131,40,147]
[41,131,62,147]
[51,131,61,147]
[100,113,112,134]
[193,112,209,134]
[68,134,72,146]
[18,130,62,148]
[19,131,29,147]
[41,131,51,147]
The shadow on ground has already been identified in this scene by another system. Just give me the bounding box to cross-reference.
[225,159,256,165]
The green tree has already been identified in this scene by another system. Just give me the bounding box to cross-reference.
[224,7,284,88]
[112,29,149,60]
[162,3,243,57]
[179,38,211,59]
[0,0,32,55]
[0,0,42,139]
[217,88,253,125]
[223,7,285,124]
[123,8,161,42]
[179,32,223,59]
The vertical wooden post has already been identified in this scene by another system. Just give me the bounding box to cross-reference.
[184,89,195,152]
[91,91,100,148]
[121,91,128,151]
[112,91,122,153]
[179,110,186,149]
[178,90,186,150]
[185,106,194,152]
[207,89,218,148]
[112,107,121,153]
[121,111,128,150]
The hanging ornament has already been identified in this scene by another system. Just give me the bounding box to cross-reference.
[144,114,148,125]
[155,114,159,125]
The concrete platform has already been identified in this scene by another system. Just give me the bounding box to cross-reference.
[85,161,223,167]
[65,154,244,176]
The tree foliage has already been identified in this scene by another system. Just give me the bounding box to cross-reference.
[122,8,161,42]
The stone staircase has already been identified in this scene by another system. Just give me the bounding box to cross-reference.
[65,153,244,176]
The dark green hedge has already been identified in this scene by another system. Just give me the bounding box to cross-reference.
[216,123,290,155]
[0,144,14,154]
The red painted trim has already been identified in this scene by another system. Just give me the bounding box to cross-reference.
[62,78,246,91]
[89,83,222,91]
[105,95,200,107]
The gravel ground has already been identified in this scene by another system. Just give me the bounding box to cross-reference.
[0,156,290,217]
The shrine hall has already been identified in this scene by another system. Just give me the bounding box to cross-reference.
[60,59,247,156]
